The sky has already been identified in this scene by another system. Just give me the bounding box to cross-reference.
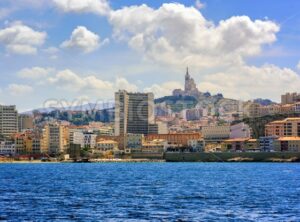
[1,0,300,111]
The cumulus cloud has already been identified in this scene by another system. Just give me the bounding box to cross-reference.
[115,77,138,92]
[104,2,296,101]
[61,26,107,53]
[199,64,300,101]
[2,2,294,103]
[0,21,46,55]
[18,67,54,79]
[144,81,183,98]
[47,69,140,97]
[48,69,113,91]
[53,0,110,16]
[109,3,279,69]
[7,84,33,96]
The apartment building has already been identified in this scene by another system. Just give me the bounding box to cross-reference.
[12,131,43,154]
[243,101,261,118]
[18,114,34,132]
[96,140,118,153]
[0,105,18,137]
[43,123,69,154]
[281,92,300,105]
[0,140,15,155]
[115,90,157,136]
[202,125,230,142]
[265,118,300,137]
[230,122,252,139]
[259,136,278,152]
[274,137,300,152]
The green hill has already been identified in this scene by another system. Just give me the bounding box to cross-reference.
[234,113,300,138]
[154,95,198,112]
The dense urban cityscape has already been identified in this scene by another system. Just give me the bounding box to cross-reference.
[1,69,300,162]
[1,0,300,221]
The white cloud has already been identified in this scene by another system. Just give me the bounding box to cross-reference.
[199,64,300,101]
[109,3,279,69]
[144,81,183,98]
[47,69,139,97]
[61,26,106,53]
[18,67,54,79]
[105,2,294,101]
[7,84,33,96]
[115,77,138,92]
[0,21,46,55]
[48,69,113,92]
[195,0,205,10]
[53,0,110,16]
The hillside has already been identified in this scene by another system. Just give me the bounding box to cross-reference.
[36,108,115,125]
[154,95,198,112]
[233,113,300,138]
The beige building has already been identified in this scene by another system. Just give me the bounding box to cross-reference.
[156,121,169,134]
[96,140,118,153]
[274,137,300,152]
[265,118,300,137]
[0,105,18,137]
[221,138,259,152]
[281,92,300,105]
[98,126,114,136]
[145,133,201,146]
[243,101,261,118]
[259,104,281,117]
[32,137,42,154]
[115,90,157,136]
[131,139,166,159]
[18,114,34,132]
[12,131,43,154]
[43,123,69,154]
[202,125,230,142]
[141,139,167,153]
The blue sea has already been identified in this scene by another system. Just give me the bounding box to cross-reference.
[0,163,300,221]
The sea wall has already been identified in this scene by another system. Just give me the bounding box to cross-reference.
[165,152,300,162]
[131,153,164,159]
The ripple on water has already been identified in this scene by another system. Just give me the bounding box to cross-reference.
[0,163,299,221]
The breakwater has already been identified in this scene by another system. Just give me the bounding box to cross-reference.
[165,152,300,162]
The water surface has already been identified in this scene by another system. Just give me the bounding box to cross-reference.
[0,163,299,221]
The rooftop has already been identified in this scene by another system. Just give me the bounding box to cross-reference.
[277,137,300,141]
[97,140,118,144]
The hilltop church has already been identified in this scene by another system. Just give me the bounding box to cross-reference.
[173,68,201,98]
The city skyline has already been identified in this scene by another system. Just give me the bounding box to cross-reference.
[1,2,300,221]
[1,0,300,111]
